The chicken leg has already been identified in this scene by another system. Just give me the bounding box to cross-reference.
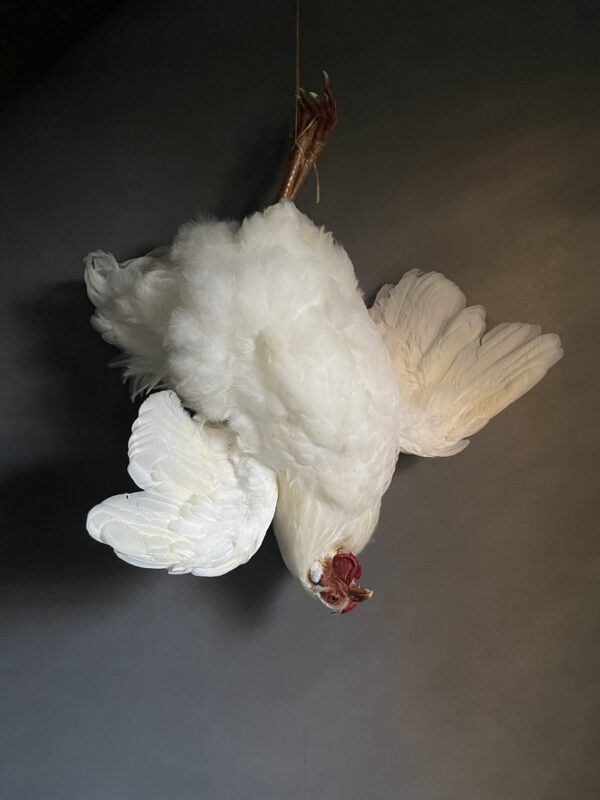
[275,71,337,202]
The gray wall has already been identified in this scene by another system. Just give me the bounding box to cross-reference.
[1,1,598,798]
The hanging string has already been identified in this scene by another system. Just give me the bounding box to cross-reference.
[294,0,322,203]
[294,0,300,142]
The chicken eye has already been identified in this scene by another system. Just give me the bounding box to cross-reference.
[327,593,340,604]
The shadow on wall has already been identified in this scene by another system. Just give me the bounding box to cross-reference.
[0,280,287,626]
[0,129,301,621]
[0,281,135,598]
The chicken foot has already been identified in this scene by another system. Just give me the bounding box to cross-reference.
[275,71,337,203]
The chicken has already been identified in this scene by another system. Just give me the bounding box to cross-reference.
[84,78,563,614]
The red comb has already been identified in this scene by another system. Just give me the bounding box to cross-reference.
[332,553,361,585]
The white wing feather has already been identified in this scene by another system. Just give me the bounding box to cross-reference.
[87,391,278,575]
[370,269,563,456]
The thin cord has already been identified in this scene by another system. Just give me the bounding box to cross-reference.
[294,0,300,141]
[293,0,321,203]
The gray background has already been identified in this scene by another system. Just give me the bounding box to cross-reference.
[1,1,599,798]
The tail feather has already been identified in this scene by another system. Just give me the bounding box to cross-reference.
[370,269,563,456]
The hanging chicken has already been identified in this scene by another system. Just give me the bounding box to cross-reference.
[84,76,562,614]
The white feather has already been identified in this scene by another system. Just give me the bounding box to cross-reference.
[84,247,180,396]
[87,391,277,576]
[370,269,563,456]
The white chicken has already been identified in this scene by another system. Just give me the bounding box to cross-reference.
[84,78,562,614]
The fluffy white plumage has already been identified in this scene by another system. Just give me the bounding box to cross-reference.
[84,201,562,608]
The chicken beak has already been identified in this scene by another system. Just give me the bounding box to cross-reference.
[349,585,373,603]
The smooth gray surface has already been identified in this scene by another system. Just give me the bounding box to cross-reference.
[1,2,599,798]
